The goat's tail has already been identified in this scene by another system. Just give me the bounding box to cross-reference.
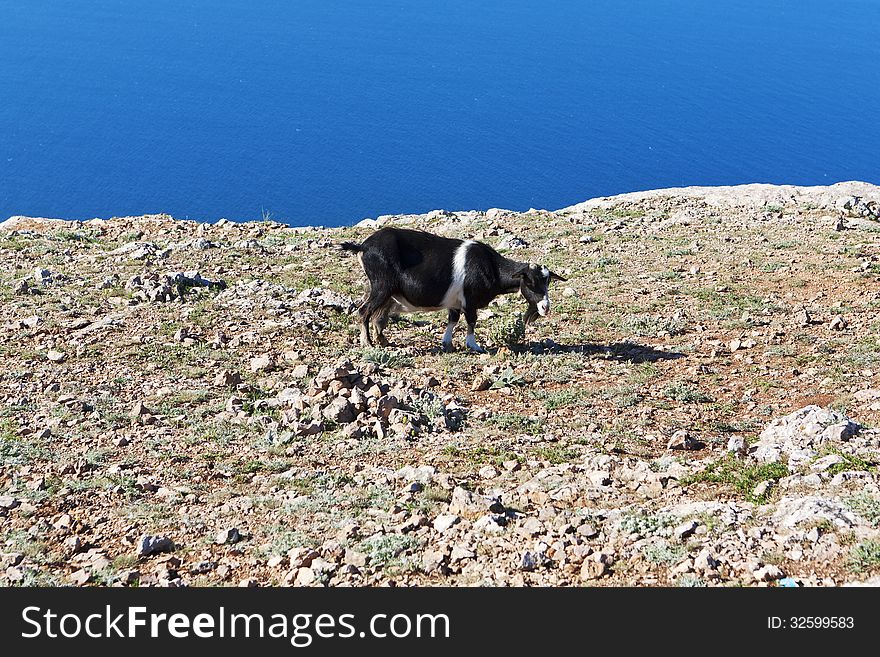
[339,241,363,254]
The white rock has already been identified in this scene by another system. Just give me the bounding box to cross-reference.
[433,514,460,533]
[674,520,699,540]
[772,496,858,530]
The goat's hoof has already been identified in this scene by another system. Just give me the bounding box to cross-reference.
[467,346,486,354]
[377,336,390,347]
[441,342,455,353]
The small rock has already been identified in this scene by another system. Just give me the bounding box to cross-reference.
[471,376,492,392]
[47,350,66,363]
[129,400,151,418]
[421,549,446,574]
[266,556,287,569]
[829,315,847,331]
[449,546,475,562]
[322,396,356,424]
[213,370,242,387]
[752,480,773,498]
[753,564,785,582]
[0,496,20,510]
[478,465,499,479]
[70,569,91,586]
[576,523,599,539]
[667,429,700,450]
[520,551,539,572]
[250,353,275,372]
[580,559,608,581]
[136,535,174,557]
[674,520,698,540]
[433,514,461,533]
[727,435,747,456]
[215,528,241,545]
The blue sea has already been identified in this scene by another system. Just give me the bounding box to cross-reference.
[1,1,879,227]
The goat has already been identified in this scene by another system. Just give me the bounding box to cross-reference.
[340,227,566,352]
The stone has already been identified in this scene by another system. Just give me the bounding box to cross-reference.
[521,551,539,572]
[753,406,859,467]
[0,496,19,510]
[580,559,608,581]
[519,517,545,537]
[215,528,241,545]
[130,400,151,418]
[829,315,847,331]
[136,535,174,557]
[471,376,492,392]
[694,549,719,572]
[266,556,286,569]
[479,465,499,479]
[674,520,698,540]
[450,546,475,562]
[70,569,91,586]
[287,547,319,569]
[213,370,242,387]
[753,564,784,582]
[773,496,858,529]
[47,350,66,363]
[667,430,700,450]
[250,353,275,372]
[421,549,446,574]
[433,514,460,533]
[395,465,436,484]
[727,435,747,456]
[322,396,356,424]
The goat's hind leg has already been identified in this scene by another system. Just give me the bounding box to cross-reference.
[463,308,485,353]
[358,287,393,348]
[371,300,396,347]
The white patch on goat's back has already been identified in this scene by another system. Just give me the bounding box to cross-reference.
[441,240,473,310]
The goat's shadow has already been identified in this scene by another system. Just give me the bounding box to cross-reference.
[533,340,686,363]
[423,340,685,363]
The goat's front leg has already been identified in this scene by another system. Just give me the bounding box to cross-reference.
[463,308,485,353]
[442,309,460,352]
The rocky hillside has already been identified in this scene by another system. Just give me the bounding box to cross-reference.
[2,181,880,587]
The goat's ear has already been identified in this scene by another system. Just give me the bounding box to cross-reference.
[549,271,567,282]
[513,263,530,278]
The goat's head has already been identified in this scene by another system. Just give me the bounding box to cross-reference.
[516,263,567,325]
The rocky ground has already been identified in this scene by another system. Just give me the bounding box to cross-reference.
[2,181,880,587]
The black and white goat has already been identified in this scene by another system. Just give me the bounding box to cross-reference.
[340,227,566,352]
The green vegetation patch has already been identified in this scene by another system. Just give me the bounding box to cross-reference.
[681,455,789,503]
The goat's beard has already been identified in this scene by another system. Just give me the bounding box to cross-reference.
[523,304,540,326]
